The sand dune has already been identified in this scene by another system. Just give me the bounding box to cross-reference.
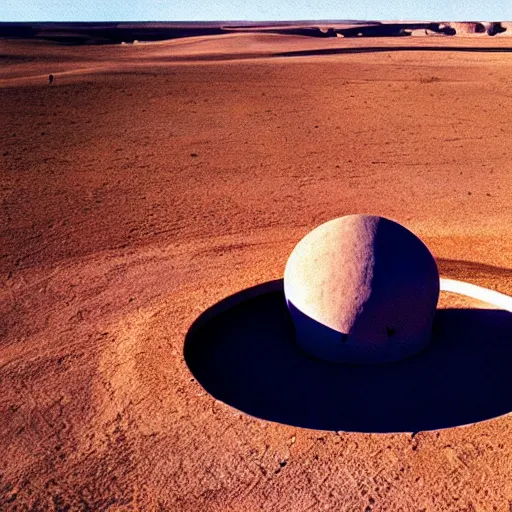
[2,32,512,84]
[1,34,512,510]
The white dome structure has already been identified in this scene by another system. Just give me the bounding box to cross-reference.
[284,215,440,364]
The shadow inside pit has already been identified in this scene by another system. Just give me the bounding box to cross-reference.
[184,280,512,433]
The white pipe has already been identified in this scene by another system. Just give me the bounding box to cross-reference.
[440,278,512,313]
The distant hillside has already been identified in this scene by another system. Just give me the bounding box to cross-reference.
[0,21,511,44]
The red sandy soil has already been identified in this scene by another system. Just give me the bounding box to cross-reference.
[1,33,512,510]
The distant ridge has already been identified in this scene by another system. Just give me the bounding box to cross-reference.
[1,21,511,44]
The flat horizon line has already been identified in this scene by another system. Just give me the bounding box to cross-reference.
[1,19,511,24]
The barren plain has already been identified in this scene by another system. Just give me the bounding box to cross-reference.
[1,33,512,510]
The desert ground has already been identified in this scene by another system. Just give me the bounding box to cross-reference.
[1,32,512,510]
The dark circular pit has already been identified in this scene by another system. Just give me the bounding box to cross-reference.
[184,280,512,433]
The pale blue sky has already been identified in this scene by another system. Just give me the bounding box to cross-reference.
[2,0,511,22]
